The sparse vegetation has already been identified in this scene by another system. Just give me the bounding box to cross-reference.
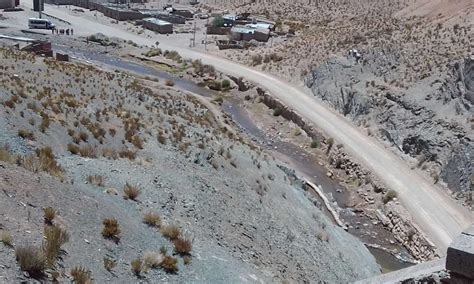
[103,257,117,272]
[123,183,141,201]
[18,129,35,140]
[43,225,70,267]
[87,175,105,186]
[15,246,47,278]
[383,189,398,204]
[131,258,142,276]
[1,230,13,247]
[160,255,178,273]
[173,237,192,255]
[143,212,161,228]
[102,218,121,241]
[43,207,56,225]
[160,225,181,240]
[70,266,92,284]
[165,79,175,86]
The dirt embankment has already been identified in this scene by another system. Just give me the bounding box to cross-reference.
[253,87,438,261]
[0,48,380,282]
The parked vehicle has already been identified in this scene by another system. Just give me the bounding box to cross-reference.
[28,18,55,30]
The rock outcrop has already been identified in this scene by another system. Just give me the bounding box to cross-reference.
[306,54,473,201]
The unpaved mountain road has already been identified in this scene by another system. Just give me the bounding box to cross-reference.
[18,2,473,253]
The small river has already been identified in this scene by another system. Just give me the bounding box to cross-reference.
[54,44,414,273]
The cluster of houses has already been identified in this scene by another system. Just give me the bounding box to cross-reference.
[85,2,196,34]
[211,13,275,43]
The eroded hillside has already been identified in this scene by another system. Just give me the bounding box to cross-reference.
[0,48,379,282]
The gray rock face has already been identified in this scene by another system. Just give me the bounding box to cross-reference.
[446,225,474,279]
[306,54,473,195]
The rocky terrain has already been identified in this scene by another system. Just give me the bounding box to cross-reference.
[305,40,473,205]
[198,0,473,205]
[0,47,380,282]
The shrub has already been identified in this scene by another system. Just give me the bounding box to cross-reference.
[251,54,263,66]
[123,183,141,201]
[273,107,282,116]
[1,230,13,247]
[143,212,161,228]
[383,190,398,204]
[0,146,14,163]
[165,79,175,86]
[173,237,192,255]
[78,131,89,142]
[326,138,334,153]
[87,175,105,187]
[67,143,80,155]
[43,207,56,225]
[70,266,92,284]
[118,148,137,160]
[19,147,64,178]
[160,225,180,240]
[102,218,120,241]
[143,251,163,269]
[39,116,50,133]
[18,129,35,140]
[15,246,47,278]
[221,79,231,90]
[103,257,116,272]
[160,255,178,273]
[157,134,167,145]
[78,145,97,158]
[310,140,319,148]
[212,15,224,27]
[131,259,142,276]
[43,225,69,267]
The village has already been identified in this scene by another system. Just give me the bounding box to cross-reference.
[0,0,288,54]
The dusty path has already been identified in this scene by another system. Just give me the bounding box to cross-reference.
[18,2,473,253]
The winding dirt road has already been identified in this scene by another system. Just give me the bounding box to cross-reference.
[19,2,473,253]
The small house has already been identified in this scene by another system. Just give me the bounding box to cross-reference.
[142,18,173,34]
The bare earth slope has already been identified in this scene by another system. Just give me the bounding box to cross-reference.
[17,0,472,254]
[0,48,379,282]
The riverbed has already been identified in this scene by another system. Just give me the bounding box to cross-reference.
[55,44,415,273]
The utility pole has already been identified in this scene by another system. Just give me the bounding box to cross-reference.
[39,0,42,18]
[204,17,209,51]
[192,20,196,47]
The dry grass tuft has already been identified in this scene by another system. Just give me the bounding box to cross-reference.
[143,212,161,228]
[173,237,192,255]
[131,258,142,276]
[70,266,92,284]
[43,225,69,267]
[143,251,164,269]
[103,257,117,272]
[18,129,35,140]
[123,183,141,201]
[15,246,47,278]
[87,175,105,187]
[43,207,56,225]
[102,218,120,241]
[19,147,64,178]
[1,230,13,247]
[160,225,180,240]
[160,255,178,273]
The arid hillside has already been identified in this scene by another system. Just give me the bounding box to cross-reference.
[198,0,473,203]
[0,48,380,282]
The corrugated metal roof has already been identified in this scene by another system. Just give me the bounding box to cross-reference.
[143,18,172,26]
[231,25,254,34]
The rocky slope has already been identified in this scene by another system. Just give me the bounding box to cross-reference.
[305,53,473,203]
[0,48,380,282]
